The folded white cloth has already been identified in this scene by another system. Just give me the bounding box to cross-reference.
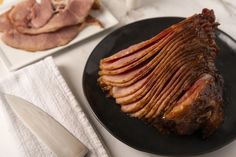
[0,57,109,157]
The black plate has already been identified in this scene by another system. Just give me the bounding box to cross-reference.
[83,17,236,156]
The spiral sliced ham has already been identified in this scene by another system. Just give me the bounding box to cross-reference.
[98,9,224,137]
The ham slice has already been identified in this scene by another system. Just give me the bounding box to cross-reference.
[2,25,81,52]
[0,9,13,32]
[16,0,94,34]
[8,0,36,27]
[30,0,54,28]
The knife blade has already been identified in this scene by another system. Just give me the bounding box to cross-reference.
[4,94,88,157]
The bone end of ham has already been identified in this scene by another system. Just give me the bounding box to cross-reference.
[162,74,223,136]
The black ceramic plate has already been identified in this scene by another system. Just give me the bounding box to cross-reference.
[83,17,236,156]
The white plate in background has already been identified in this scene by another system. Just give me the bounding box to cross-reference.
[0,1,118,71]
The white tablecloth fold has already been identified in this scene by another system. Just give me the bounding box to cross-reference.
[0,57,109,157]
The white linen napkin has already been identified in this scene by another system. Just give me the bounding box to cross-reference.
[0,57,109,157]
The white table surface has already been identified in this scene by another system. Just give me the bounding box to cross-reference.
[1,0,236,156]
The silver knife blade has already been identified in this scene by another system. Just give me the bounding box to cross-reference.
[4,94,88,157]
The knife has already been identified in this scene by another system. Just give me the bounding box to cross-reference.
[4,94,88,157]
